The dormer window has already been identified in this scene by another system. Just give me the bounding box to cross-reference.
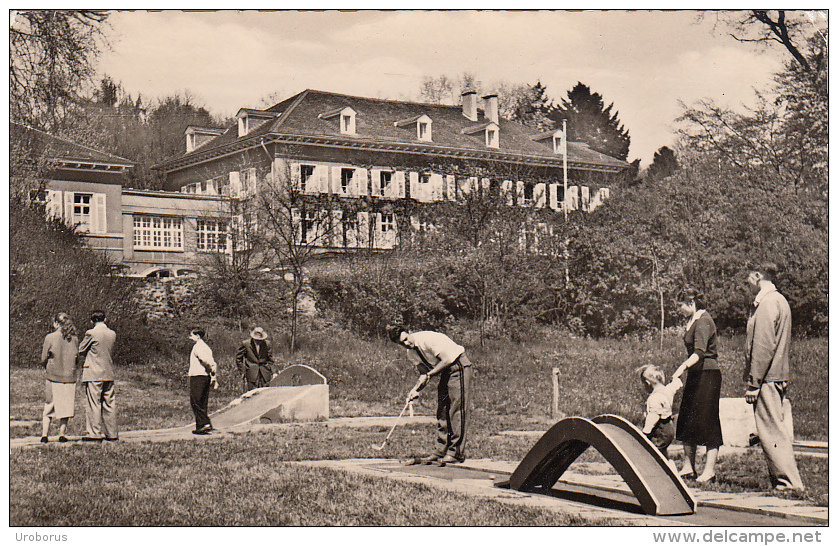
[418,121,430,141]
[395,114,433,142]
[319,106,357,135]
[529,129,566,155]
[486,127,499,148]
[461,121,500,149]
[235,108,277,138]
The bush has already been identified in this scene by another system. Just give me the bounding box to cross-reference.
[9,202,142,366]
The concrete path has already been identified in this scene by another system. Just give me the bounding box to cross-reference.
[10,416,826,526]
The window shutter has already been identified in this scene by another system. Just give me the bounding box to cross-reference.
[445,175,457,201]
[386,213,398,248]
[394,171,406,198]
[356,168,368,197]
[46,190,63,219]
[409,172,419,200]
[534,183,546,208]
[346,211,357,248]
[92,193,107,233]
[501,180,513,206]
[601,187,610,200]
[229,172,241,196]
[370,169,381,197]
[331,166,342,194]
[568,185,579,210]
[64,192,75,223]
[430,173,443,201]
[516,181,524,206]
[358,211,370,248]
[548,183,558,210]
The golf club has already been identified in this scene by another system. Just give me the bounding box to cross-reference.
[371,400,411,451]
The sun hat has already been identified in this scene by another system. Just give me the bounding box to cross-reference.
[250,327,268,340]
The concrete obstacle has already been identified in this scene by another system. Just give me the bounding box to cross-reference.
[718,397,794,447]
[499,414,696,516]
[209,364,329,427]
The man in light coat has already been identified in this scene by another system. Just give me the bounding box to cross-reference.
[744,263,804,491]
[78,310,118,441]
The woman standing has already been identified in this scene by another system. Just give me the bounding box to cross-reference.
[41,313,80,443]
[675,288,723,483]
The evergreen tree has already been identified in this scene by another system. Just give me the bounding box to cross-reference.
[549,82,631,161]
[645,146,679,182]
[505,81,554,132]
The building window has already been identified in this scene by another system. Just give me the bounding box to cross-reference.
[523,183,534,204]
[73,193,92,230]
[341,168,354,194]
[379,171,392,195]
[419,173,430,185]
[486,128,498,148]
[418,121,430,141]
[133,216,183,251]
[381,213,395,233]
[196,219,227,252]
[301,165,315,192]
[302,211,318,241]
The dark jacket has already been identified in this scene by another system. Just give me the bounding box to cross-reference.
[236,339,273,385]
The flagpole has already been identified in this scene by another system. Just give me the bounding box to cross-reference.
[562,119,569,288]
[562,118,568,222]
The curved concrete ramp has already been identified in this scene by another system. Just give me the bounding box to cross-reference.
[505,414,695,516]
[209,384,328,428]
[269,364,327,387]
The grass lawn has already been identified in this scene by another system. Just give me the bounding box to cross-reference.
[10,324,828,525]
[10,421,827,526]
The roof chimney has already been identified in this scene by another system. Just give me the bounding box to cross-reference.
[461,90,478,122]
[483,93,498,123]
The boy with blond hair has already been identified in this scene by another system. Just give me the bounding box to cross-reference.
[639,363,686,460]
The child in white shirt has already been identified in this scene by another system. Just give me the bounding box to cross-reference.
[639,363,686,460]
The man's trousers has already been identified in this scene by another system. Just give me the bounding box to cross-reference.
[190,375,212,430]
[84,380,117,439]
[433,355,471,460]
[754,381,804,490]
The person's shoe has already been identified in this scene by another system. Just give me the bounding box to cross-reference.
[419,454,442,465]
[198,424,214,433]
[40,436,48,443]
[748,433,761,447]
[82,436,103,442]
[58,436,69,443]
[774,484,805,493]
[696,474,716,484]
[192,429,210,435]
[436,454,465,466]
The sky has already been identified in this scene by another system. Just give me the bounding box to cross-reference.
[96,9,801,166]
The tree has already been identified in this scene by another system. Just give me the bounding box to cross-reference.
[9,10,109,131]
[256,154,342,352]
[645,146,679,182]
[419,74,455,105]
[709,10,827,74]
[500,81,555,132]
[550,82,631,161]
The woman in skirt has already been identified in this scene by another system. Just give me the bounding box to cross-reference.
[41,312,80,442]
[675,288,723,484]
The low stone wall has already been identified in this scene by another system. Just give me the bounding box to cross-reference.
[132,277,199,322]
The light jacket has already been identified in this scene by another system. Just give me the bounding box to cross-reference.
[79,322,117,382]
[42,330,79,383]
[744,282,792,389]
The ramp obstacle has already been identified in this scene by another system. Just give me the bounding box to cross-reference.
[209,364,329,427]
[500,414,696,516]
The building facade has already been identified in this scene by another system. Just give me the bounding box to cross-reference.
[17,123,230,277]
[156,89,628,253]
